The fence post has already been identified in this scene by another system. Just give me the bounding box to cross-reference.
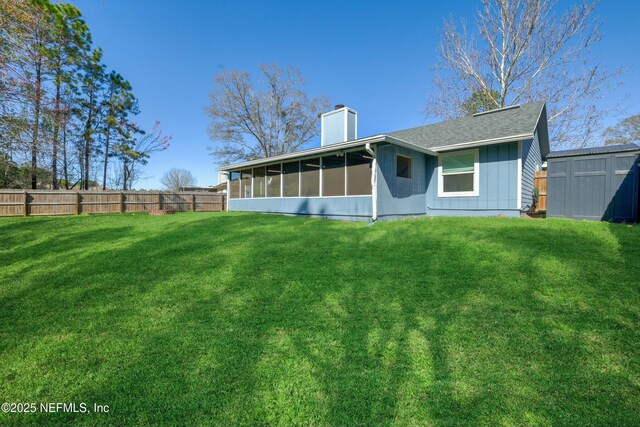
[120,192,125,213]
[23,190,28,216]
[75,192,80,215]
[157,192,162,210]
[192,194,196,212]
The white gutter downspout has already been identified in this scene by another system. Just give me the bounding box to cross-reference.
[223,171,230,212]
[365,142,377,221]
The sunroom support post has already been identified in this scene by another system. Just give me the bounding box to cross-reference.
[365,142,377,221]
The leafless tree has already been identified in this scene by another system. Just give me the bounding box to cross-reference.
[207,64,330,165]
[603,114,640,146]
[429,0,622,148]
[161,168,197,192]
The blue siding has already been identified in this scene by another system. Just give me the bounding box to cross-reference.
[426,142,519,215]
[377,145,427,218]
[521,132,543,210]
[227,141,527,220]
[376,145,428,218]
[229,196,372,221]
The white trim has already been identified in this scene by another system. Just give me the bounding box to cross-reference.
[365,143,377,221]
[472,104,520,117]
[396,154,413,179]
[517,140,522,209]
[319,157,323,197]
[437,149,480,197]
[297,160,302,197]
[353,110,358,140]
[344,154,348,195]
[431,133,533,152]
[385,136,438,156]
[230,195,372,200]
[251,168,254,198]
[220,135,437,171]
[343,110,348,143]
[224,171,230,211]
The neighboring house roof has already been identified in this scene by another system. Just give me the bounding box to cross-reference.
[547,143,640,158]
[180,186,218,192]
[212,182,227,192]
[389,101,548,154]
[220,101,549,171]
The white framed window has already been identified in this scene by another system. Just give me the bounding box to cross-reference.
[438,149,479,197]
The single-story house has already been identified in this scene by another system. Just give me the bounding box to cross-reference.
[219,101,550,221]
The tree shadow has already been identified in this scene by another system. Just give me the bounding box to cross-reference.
[1,214,639,425]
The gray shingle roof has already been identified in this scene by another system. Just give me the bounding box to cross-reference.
[220,101,550,171]
[389,101,547,150]
[547,143,640,158]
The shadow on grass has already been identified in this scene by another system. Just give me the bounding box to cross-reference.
[0,213,639,425]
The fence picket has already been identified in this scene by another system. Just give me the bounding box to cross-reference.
[0,190,226,217]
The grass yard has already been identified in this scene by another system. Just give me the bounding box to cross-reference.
[0,212,639,426]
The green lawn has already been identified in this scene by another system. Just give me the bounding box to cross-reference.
[0,212,639,426]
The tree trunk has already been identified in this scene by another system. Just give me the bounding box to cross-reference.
[123,159,128,191]
[102,127,110,190]
[62,122,69,190]
[52,64,61,190]
[31,59,42,190]
[83,93,94,190]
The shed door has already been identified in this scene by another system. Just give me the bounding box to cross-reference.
[570,155,608,220]
[547,152,639,222]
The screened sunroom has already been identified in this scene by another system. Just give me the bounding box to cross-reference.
[227,150,373,200]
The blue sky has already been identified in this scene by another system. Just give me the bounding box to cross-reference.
[72,0,640,189]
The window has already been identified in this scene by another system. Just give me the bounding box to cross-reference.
[267,164,281,197]
[240,169,252,198]
[229,171,240,199]
[283,161,300,197]
[300,158,320,197]
[438,149,479,197]
[322,154,345,196]
[253,166,266,198]
[346,150,372,195]
[396,155,412,178]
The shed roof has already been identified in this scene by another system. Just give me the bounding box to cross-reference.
[547,143,640,159]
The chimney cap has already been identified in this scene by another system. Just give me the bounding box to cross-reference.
[334,104,345,110]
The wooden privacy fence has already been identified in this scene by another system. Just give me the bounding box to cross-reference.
[0,190,226,217]
[534,170,547,213]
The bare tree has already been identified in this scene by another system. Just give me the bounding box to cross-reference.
[429,0,622,148]
[113,121,170,190]
[603,114,640,146]
[161,168,197,192]
[207,64,330,165]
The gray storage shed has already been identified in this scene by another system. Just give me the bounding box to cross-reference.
[547,144,640,222]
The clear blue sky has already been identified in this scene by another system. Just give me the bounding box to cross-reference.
[72,0,640,189]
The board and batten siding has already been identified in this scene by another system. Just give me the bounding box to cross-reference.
[228,196,372,221]
[547,151,639,221]
[425,142,520,216]
[521,132,543,210]
[376,144,428,219]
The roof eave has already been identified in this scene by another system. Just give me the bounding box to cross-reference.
[430,133,534,152]
[384,136,438,156]
[218,135,439,171]
[218,135,384,171]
